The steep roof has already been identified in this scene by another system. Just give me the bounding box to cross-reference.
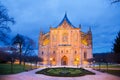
[57,13,76,28]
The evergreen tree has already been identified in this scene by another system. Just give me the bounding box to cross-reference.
[112,31,120,63]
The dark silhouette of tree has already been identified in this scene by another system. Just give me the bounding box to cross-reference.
[0,49,9,63]
[32,55,42,68]
[112,31,120,63]
[0,46,17,63]
[12,34,24,64]
[12,34,36,65]
[23,37,35,56]
[113,31,120,54]
[0,2,15,45]
[22,37,36,68]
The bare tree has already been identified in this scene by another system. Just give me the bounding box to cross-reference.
[12,34,36,65]
[0,2,15,45]
[22,37,36,69]
[12,34,24,64]
[111,0,120,3]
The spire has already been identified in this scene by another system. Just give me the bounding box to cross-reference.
[88,27,92,33]
[49,25,52,29]
[64,12,67,20]
[40,27,43,35]
[62,12,69,23]
[79,24,82,29]
[89,27,91,32]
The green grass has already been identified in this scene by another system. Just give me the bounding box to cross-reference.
[93,64,120,68]
[95,69,120,77]
[106,70,120,77]
[93,64,120,77]
[0,63,36,75]
[36,67,95,77]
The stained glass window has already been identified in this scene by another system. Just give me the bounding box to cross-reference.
[62,32,68,42]
[52,35,57,41]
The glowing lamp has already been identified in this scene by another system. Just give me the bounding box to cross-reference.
[76,58,79,61]
[50,58,53,61]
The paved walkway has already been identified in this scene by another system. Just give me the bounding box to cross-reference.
[0,68,120,80]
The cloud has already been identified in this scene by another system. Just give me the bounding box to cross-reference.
[1,0,120,53]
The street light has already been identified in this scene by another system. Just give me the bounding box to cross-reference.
[93,60,95,69]
[99,59,103,71]
[76,58,79,68]
[50,58,53,67]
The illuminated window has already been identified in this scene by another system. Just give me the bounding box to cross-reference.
[52,35,57,41]
[62,32,68,42]
[61,50,63,53]
[63,36,68,42]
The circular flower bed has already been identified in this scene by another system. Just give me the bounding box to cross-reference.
[36,67,95,77]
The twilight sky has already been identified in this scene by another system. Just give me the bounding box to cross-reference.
[1,0,120,53]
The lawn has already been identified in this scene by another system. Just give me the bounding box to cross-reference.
[0,63,36,75]
[95,69,120,77]
[106,70,120,77]
[36,67,95,77]
[92,64,120,77]
[93,64,120,68]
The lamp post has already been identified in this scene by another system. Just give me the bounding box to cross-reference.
[76,58,79,68]
[50,58,53,67]
[11,57,13,73]
[93,60,95,69]
[99,59,103,71]
[106,61,108,71]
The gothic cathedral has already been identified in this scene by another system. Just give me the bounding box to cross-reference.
[39,14,93,66]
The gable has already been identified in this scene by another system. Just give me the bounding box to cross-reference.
[57,13,75,29]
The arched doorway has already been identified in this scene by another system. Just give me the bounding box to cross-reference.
[61,56,68,65]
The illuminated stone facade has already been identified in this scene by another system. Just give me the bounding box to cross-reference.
[39,14,92,66]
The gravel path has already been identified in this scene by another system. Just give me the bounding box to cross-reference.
[0,68,120,80]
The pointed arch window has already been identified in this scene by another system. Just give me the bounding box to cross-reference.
[53,51,55,54]
[75,51,77,54]
[84,52,87,59]
[62,32,68,42]
[61,50,63,53]
[42,51,44,55]
[66,50,68,53]
[52,34,57,41]
[74,33,78,41]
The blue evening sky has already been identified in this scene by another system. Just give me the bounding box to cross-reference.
[1,0,120,53]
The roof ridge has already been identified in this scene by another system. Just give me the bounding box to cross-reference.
[57,13,76,28]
